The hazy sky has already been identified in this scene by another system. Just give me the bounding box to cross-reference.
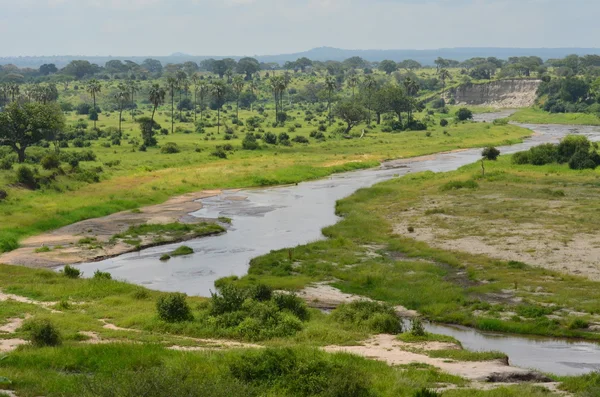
[1,0,596,56]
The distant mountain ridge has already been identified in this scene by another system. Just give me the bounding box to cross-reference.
[3,47,600,69]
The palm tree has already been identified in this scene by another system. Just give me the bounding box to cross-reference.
[248,79,258,112]
[361,75,377,124]
[325,75,337,125]
[210,80,227,134]
[403,77,420,97]
[176,71,187,120]
[191,73,200,123]
[86,79,102,129]
[127,80,140,121]
[347,74,360,97]
[438,68,451,98]
[114,83,130,135]
[197,81,208,122]
[8,83,20,102]
[231,75,244,121]
[166,76,177,134]
[148,83,166,123]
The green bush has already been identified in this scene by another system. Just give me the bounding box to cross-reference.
[156,293,192,322]
[16,165,37,189]
[229,348,372,397]
[332,301,401,334]
[569,149,598,170]
[171,245,194,256]
[440,180,479,191]
[263,132,277,144]
[411,318,426,337]
[160,142,180,154]
[242,133,259,150]
[414,389,440,397]
[22,318,62,347]
[439,119,448,127]
[93,270,112,280]
[0,189,7,201]
[456,108,473,121]
[272,293,310,321]
[63,265,81,279]
[41,153,60,170]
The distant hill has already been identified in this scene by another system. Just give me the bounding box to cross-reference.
[3,47,600,69]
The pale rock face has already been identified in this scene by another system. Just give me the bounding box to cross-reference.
[451,79,541,108]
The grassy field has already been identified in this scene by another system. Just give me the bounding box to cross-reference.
[511,107,600,125]
[0,264,564,397]
[230,153,600,341]
[0,103,531,253]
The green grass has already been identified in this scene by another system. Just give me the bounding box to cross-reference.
[0,101,532,254]
[229,154,600,341]
[170,246,194,256]
[111,222,224,243]
[511,108,600,125]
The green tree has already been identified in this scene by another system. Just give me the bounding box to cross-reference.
[210,80,227,134]
[325,75,337,125]
[86,79,101,129]
[166,76,177,133]
[335,100,368,134]
[127,80,140,121]
[232,75,245,120]
[0,102,65,163]
[148,83,166,123]
[347,74,360,97]
[176,71,188,120]
[378,60,398,75]
[361,74,377,124]
[438,68,451,98]
[236,57,260,80]
[114,83,130,135]
[137,117,158,147]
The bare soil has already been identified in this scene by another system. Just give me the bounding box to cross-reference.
[0,190,222,268]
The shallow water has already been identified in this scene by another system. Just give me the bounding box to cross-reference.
[75,115,600,375]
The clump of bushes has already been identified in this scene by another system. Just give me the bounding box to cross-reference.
[63,265,81,279]
[206,284,309,340]
[93,270,112,280]
[160,142,180,154]
[456,108,473,121]
[21,318,62,347]
[229,348,372,397]
[291,135,309,144]
[440,180,479,191]
[156,292,193,322]
[440,119,448,127]
[16,165,37,189]
[512,135,600,170]
[331,300,401,334]
[41,153,60,170]
[0,189,7,201]
[242,133,260,150]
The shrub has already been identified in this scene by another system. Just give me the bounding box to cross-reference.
[410,318,426,337]
[0,189,7,201]
[263,132,277,144]
[482,147,500,160]
[440,180,479,191]
[493,118,509,125]
[133,287,150,300]
[211,148,227,159]
[156,293,192,322]
[414,389,441,397]
[0,156,15,170]
[569,149,597,170]
[558,135,591,163]
[568,318,589,330]
[439,119,448,127]
[332,301,401,334]
[242,133,260,150]
[93,270,112,280]
[291,135,309,144]
[160,142,180,154]
[16,165,37,189]
[528,144,559,165]
[22,318,61,347]
[272,293,310,321]
[431,98,446,109]
[512,151,530,165]
[278,132,290,144]
[63,265,81,278]
[41,154,60,170]
[456,107,473,121]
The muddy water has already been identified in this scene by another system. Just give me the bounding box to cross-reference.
[76,114,600,375]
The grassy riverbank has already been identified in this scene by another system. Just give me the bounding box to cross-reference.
[510,108,600,125]
[0,264,561,397]
[0,118,531,253]
[235,154,600,341]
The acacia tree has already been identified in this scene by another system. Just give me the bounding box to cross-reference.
[335,100,368,134]
[148,83,166,123]
[86,79,101,129]
[210,80,227,134]
[481,147,500,176]
[0,102,65,163]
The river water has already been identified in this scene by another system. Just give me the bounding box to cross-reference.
[76,115,600,376]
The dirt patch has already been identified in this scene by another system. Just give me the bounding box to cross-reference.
[0,314,32,334]
[0,338,28,352]
[0,291,58,311]
[393,204,600,280]
[324,334,549,383]
[0,190,223,269]
[296,282,418,317]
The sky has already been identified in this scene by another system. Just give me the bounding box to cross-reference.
[1,0,597,56]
